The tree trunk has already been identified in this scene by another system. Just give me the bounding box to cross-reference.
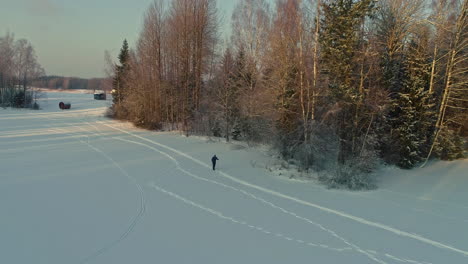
[422,0,466,166]
[311,0,320,121]
[429,44,438,94]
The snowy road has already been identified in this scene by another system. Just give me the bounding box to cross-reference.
[1,91,467,263]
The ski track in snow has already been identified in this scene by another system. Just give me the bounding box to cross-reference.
[100,122,468,260]
[109,131,426,264]
[77,141,147,264]
[112,137,433,264]
[113,138,375,256]
[43,119,147,264]
[0,108,106,120]
[0,133,112,146]
[148,181,353,253]
[383,253,433,264]
[0,141,80,153]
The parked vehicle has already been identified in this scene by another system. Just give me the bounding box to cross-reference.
[59,102,71,109]
[94,90,106,100]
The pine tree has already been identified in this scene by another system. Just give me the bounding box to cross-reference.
[406,36,437,157]
[320,0,375,164]
[230,47,247,140]
[216,47,241,142]
[232,46,258,141]
[112,39,130,115]
[389,90,425,168]
[373,1,441,168]
[383,36,437,168]
[434,127,465,160]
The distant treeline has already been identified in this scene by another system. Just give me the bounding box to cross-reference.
[32,76,110,91]
[0,32,44,108]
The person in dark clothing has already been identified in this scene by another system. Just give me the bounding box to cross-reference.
[211,155,219,171]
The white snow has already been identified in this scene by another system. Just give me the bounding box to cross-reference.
[0,91,467,264]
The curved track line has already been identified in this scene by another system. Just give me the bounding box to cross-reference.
[44,120,147,263]
[101,122,468,258]
[78,141,146,264]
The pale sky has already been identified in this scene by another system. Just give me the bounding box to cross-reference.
[0,0,237,78]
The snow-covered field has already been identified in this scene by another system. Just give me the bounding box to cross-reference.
[1,91,467,264]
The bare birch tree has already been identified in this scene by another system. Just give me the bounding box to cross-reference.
[13,38,44,107]
[424,0,468,163]
[0,32,16,105]
[231,0,272,129]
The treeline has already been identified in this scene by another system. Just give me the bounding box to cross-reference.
[111,0,218,132]
[31,76,109,91]
[0,32,45,108]
[110,0,467,189]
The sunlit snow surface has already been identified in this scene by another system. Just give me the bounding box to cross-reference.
[1,91,467,264]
